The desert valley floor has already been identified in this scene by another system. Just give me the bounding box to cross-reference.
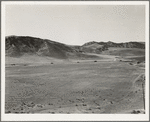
[5,53,145,114]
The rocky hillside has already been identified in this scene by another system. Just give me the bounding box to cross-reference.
[6,36,78,59]
[80,42,108,54]
[6,36,145,58]
[83,41,145,49]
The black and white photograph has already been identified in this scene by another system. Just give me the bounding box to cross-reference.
[1,1,149,121]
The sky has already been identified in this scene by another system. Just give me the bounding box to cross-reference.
[5,4,145,45]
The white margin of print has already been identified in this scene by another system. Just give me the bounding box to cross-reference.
[1,1,149,121]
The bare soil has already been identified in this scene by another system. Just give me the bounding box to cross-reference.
[5,57,145,114]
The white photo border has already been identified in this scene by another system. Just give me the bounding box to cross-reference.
[1,1,149,121]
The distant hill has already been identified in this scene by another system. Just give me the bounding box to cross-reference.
[81,41,145,54]
[101,47,145,57]
[83,41,145,49]
[80,41,107,54]
[6,36,145,59]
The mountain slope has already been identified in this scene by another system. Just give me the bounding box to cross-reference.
[6,36,75,59]
[80,41,108,54]
[83,41,145,49]
[6,36,145,59]
[81,41,145,54]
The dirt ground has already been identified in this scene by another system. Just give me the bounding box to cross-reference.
[5,57,145,114]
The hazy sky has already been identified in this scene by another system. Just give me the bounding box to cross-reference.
[5,4,145,45]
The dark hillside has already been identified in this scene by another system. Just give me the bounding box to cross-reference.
[6,36,74,59]
[6,36,145,59]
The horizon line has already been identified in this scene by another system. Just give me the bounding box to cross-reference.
[5,35,145,46]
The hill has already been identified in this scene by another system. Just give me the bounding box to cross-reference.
[6,36,75,59]
[80,41,107,54]
[83,41,145,49]
[81,41,145,54]
[101,47,145,56]
[6,36,101,59]
[6,36,145,59]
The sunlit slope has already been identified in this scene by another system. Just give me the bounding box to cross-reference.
[102,47,145,56]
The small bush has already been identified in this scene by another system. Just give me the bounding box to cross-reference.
[11,64,15,66]
[110,101,113,104]
[83,104,87,106]
[131,110,141,114]
[94,60,97,62]
[6,111,11,113]
[137,61,140,64]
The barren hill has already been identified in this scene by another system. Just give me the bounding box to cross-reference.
[84,41,145,49]
[6,36,76,59]
[6,36,145,59]
[81,41,145,54]
[6,36,101,60]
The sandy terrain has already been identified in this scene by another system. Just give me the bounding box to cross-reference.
[5,56,145,114]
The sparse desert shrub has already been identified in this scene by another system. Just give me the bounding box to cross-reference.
[131,110,141,114]
[31,102,34,104]
[94,60,97,62]
[132,110,136,114]
[77,62,79,63]
[11,64,15,66]
[6,111,11,113]
[137,110,140,113]
[37,104,43,108]
[110,101,113,104]
[51,62,53,64]
[96,106,101,109]
[21,102,26,105]
[137,61,140,64]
